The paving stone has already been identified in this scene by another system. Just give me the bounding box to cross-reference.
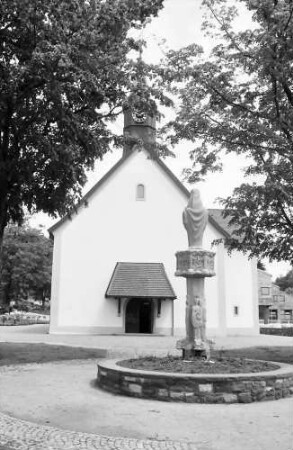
[170,391,185,400]
[238,392,252,403]
[157,388,169,398]
[222,393,238,404]
[198,383,213,393]
[127,383,142,394]
[0,413,198,450]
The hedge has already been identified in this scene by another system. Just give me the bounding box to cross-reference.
[260,327,293,337]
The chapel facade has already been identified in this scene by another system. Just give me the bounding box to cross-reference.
[49,104,259,337]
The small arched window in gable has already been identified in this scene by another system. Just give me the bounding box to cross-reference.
[136,183,145,201]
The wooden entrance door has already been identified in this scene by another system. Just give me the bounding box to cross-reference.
[125,299,153,333]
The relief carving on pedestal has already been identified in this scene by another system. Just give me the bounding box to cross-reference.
[191,296,206,344]
[176,250,215,276]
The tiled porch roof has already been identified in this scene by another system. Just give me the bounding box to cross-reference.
[106,262,176,299]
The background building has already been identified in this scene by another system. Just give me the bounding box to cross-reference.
[258,269,293,324]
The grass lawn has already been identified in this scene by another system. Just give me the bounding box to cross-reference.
[221,346,293,365]
[0,342,292,366]
[0,343,105,366]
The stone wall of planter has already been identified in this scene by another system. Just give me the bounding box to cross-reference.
[97,359,293,403]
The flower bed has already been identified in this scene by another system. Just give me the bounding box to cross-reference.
[0,312,50,326]
[118,355,279,374]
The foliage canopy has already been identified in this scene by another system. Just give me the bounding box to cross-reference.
[0,225,53,306]
[0,0,164,243]
[275,269,293,292]
[161,0,293,263]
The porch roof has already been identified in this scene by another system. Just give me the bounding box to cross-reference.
[106,262,176,299]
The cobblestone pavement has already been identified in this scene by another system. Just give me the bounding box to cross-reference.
[0,413,199,450]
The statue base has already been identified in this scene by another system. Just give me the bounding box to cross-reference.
[182,348,207,360]
[176,338,211,360]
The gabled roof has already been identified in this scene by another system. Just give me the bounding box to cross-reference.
[106,262,176,299]
[48,149,189,234]
[48,149,232,239]
[257,268,272,278]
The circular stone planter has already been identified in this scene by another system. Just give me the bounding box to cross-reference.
[97,359,293,403]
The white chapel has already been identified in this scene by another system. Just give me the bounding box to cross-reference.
[49,103,259,337]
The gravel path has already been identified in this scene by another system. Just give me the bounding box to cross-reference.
[0,359,292,450]
[0,326,292,450]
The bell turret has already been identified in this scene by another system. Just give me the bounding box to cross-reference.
[123,102,156,157]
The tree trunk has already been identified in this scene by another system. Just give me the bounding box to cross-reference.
[0,201,8,307]
[2,276,12,308]
[42,291,46,309]
[0,223,5,302]
[0,97,12,300]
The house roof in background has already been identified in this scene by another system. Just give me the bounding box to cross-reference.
[208,209,235,239]
[105,262,176,299]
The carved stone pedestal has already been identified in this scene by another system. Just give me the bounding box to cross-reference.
[175,250,215,278]
[175,189,216,360]
[175,248,215,360]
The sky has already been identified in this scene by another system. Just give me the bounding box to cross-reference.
[31,0,291,279]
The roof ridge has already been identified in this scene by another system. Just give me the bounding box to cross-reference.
[118,261,164,265]
[48,148,189,234]
[48,147,231,238]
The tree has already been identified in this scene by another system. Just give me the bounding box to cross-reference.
[161,0,293,263]
[275,269,293,292]
[0,0,165,260]
[0,225,53,307]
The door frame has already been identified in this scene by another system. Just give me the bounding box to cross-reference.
[124,298,154,333]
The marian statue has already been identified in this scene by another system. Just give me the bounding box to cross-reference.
[183,189,208,249]
[191,296,206,343]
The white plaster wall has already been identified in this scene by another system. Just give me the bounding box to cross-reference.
[203,228,224,332]
[49,231,62,330]
[224,250,258,333]
[50,148,257,336]
[51,149,190,333]
[154,300,173,333]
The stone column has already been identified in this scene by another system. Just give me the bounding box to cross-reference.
[175,189,216,359]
